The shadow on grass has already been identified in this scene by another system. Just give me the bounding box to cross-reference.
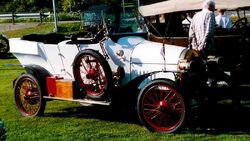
[0,53,15,59]
[183,102,250,134]
[44,100,250,134]
[45,103,140,125]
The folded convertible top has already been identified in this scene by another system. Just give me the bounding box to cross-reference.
[139,0,250,17]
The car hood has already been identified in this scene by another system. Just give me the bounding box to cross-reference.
[131,40,186,65]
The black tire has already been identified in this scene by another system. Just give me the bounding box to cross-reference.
[73,49,113,100]
[137,79,186,133]
[14,74,46,117]
[0,35,9,56]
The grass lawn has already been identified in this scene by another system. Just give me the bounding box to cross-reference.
[1,24,250,141]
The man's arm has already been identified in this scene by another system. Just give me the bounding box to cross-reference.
[188,22,195,49]
[202,12,215,50]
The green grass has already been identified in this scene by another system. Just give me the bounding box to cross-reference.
[1,24,54,38]
[1,23,250,141]
[0,22,82,37]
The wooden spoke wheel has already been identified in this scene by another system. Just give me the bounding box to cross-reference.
[137,79,185,133]
[14,74,46,117]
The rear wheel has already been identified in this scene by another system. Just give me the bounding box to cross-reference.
[73,50,112,100]
[137,79,185,133]
[14,74,46,117]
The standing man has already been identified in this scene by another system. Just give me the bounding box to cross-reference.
[189,0,216,54]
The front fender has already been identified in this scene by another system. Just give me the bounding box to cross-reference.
[126,71,176,90]
[119,71,176,104]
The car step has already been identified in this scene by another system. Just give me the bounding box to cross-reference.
[43,96,111,106]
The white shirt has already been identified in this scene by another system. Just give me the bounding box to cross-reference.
[215,14,232,30]
[189,9,215,51]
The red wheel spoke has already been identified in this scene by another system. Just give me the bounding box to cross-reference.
[143,103,157,107]
[144,109,160,120]
[163,89,172,101]
[155,114,169,127]
[164,91,176,102]
[84,56,92,68]
[79,64,87,74]
[173,107,184,114]
[151,88,160,101]
[171,99,181,107]
[81,57,90,73]
[145,92,158,104]
[159,88,165,101]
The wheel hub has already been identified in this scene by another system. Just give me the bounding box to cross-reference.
[86,68,98,79]
[24,89,37,105]
[159,100,168,108]
[157,100,172,113]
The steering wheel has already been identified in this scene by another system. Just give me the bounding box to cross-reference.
[230,18,248,35]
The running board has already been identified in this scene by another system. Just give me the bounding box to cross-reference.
[43,96,111,106]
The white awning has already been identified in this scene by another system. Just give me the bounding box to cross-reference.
[139,0,250,17]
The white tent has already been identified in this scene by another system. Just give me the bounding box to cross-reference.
[139,0,250,17]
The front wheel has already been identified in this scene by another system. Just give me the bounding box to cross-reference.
[137,79,186,133]
[14,74,46,117]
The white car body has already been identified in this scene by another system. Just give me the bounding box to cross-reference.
[9,35,185,87]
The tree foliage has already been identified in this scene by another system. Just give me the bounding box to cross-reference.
[0,0,122,13]
[0,0,53,12]
[0,0,165,13]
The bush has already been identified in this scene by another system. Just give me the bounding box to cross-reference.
[57,22,82,34]
[57,12,81,21]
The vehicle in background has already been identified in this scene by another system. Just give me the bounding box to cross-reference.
[0,34,9,56]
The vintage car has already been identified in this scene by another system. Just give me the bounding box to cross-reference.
[9,0,250,133]
[0,34,9,56]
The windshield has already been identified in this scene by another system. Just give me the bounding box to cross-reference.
[103,7,147,35]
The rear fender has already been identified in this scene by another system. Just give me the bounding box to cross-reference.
[13,65,51,96]
[25,64,51,77]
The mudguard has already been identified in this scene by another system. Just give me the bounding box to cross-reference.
[14,65,51,96]
[125,71,176,92]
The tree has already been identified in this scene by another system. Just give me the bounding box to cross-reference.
[62,0,79,12]
[0,0,53,12]
[0,0,121,13]
[0,0,9,6]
